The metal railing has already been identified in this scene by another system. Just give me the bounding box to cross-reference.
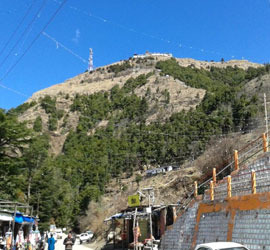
[176,133,269,213]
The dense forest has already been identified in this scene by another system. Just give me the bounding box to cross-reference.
[1,58,269,231]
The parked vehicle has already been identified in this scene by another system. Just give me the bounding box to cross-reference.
[56,229,63,239]
[79,233,91,244]
[195,242,249,250]
[85,231,94,239]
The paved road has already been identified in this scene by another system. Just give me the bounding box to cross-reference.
[46,237,93,250]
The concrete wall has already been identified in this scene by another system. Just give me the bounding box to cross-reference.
[159,202,198,250]
[160,153,270,250]
[232,210,270,249]
[196,212,229,244]
[194,201,270,250]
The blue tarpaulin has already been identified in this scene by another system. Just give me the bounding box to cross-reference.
[15,213,35,224]
[23,216,35,223]
[15,214,23,224]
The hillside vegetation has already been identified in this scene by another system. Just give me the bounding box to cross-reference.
[1,56,269,231]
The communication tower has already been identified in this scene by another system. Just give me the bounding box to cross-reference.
[88,48,93,72]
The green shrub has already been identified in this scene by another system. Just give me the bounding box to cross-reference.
[9,101,36,115]
[40,95,64,120]
[40,95,56,114]
[107,61,131,75]
[48,116,57,131]
[33,116,42,132]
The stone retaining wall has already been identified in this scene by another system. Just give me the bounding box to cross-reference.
[159,202,198,250]
[160,153,270,250]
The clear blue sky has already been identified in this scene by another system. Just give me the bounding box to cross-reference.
[1,0,270,110]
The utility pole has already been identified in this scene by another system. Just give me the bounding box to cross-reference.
[88,48,93,72]
[36,192,40,218]
[142,187,154,250]
[264,93,269,143]
[11,204,17,250]
[133,208,137,250]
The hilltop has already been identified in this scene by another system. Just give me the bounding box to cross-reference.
[17,54,261,155]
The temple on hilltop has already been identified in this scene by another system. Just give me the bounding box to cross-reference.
[133,51,173,59]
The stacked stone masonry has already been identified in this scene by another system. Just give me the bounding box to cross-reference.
[196,212,229,244]
[161,153,270,249]
[232,210,270,250]
[159,202,198,250]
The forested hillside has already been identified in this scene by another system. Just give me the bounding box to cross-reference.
[1,56,269,231]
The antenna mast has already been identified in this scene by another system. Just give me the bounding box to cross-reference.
[88,48,93,72]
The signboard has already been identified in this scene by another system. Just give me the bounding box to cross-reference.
[128,194,140,207]
[146,207,151,214]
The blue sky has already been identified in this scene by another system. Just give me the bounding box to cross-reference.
[1,0,270,110]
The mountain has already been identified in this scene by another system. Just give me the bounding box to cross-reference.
[16,54,261,154]
[6,53,270,233]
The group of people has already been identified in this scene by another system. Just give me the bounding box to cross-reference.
[47,233,75,250]
[0,230,42,250]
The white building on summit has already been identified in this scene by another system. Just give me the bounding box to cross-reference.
[133,51,173,59]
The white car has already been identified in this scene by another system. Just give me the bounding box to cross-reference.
[85,231,94,239]
[195,242,249,250]
[79,233,91,244]
[56,229,63,239]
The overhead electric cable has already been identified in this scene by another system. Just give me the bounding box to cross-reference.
[42,32,88,64]
[0,0,47,69]
[0,0,68,82]
[0,82,28,97]
[0,0,37,57]
[52,0,244,60]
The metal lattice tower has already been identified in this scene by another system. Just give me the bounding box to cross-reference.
[88,48,93,72]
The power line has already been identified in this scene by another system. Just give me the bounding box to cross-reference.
[0,0,68,82]
[42,32,88,64]
[0,0,48,70]
[53,0,245,61]
[0,82,28,97]
[0,0,37,58]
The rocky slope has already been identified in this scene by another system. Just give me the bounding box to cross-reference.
[15,54,268,243]
[17,55,262,155]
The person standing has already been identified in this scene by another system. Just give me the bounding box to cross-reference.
[47,234,56,250]
[63,233,75,250]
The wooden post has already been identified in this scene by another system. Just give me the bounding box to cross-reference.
[213,168,216,185]
[251,170,256,194]
[194,181,198,198]
[227,176,232,198]
[234,150,239,171]
[210,181,214,201]
[263,133,268,153]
